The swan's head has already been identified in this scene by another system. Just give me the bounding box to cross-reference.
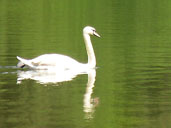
[83,26,100,37]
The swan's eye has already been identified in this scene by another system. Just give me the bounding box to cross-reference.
[92,29,96,34]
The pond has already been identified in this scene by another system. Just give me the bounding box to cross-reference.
[0,0,171,128]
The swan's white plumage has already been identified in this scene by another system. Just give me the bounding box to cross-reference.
[17,26,100,70]
[17,54,83,70]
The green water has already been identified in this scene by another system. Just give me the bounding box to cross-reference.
[1,0,171,128]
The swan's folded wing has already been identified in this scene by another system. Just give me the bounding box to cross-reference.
[17,54,80,70]
[30,54,79,68]
[31,61,56,66]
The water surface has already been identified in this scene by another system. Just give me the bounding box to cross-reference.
[0,0,171,128]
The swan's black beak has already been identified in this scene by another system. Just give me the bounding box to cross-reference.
[93,31,101,38]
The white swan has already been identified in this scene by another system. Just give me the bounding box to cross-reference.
[17,26,100,70]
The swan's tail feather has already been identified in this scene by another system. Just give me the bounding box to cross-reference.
[16,56,33,68]
[17,61,25,68]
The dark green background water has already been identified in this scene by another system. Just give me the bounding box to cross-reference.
[1,0,171,128]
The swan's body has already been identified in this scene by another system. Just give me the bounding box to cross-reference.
[17,54,86,70]
[17,26,100,70]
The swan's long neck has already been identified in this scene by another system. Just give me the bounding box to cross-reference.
[83,33,96,68]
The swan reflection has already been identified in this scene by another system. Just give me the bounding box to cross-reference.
[83,69,99,119]
[17,69,86,84]
[17,69,99,119]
